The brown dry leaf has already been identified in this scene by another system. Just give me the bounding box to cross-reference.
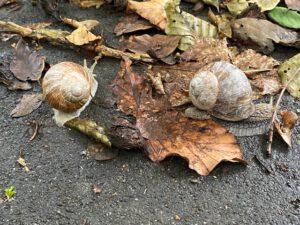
[114,14,153,36]
[180,38,231,63]
[232,49,281,98]
[70,0,105,8]
[275,110,298,147]
[208,9,233,38]
[112,58,245,176]
[124,34,180,64]
[250,72,282,99]
[87,141,118,161]
[0,71,32,90]
[66,26,100,46]
[127,0,170,30]
[232,18,300,54]
[10,93,42,118]
[232,49,280,73]
[17,157,29,172]
[10,39,45,81]
[285,0,300,11]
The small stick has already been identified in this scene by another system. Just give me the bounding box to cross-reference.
[267,67,300,155]
[29,121,39,142]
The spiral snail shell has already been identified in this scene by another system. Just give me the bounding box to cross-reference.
[42,61,98,126]
[189,61,256,121]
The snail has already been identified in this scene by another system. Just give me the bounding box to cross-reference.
[42,60,98,126]
[187,61,273,122]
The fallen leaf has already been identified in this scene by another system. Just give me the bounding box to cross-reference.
[232,18,300,54]
[92,185,102,194]
[114,14,153,36]
[4,186,16,200]
[87,141,118,161]
[180,38,231,64]
[0,70,32,90]
[70,0,105,8]
[232,49,280,73]
[17,157,29,172]
[285,0,300,11]
[208,9,232,38]
[275,110,298,147]
[10,93,42,118]
[249,0,280,11]
[268,7,300,29]
[66,26,100,46]
[278,53,300,98]
[127,0,170,30]
[10,39,45,81]
[165,0,218,50]
[124,34,180,63]
[112,58,245,176]
[232,49,281,98]
[225,0,249,15]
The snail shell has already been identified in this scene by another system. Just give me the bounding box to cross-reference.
[189,61,255,121]
[42,62,93,113]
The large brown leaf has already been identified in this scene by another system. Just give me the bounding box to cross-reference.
[232,18,300,54]
[10,93,42,118]
[114,14,153,36]
[285,0,300,11]
[10,39,45,81]
[112,57,245,176]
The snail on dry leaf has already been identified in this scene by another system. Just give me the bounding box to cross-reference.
[42,60,98,126]
[188,61,273,122]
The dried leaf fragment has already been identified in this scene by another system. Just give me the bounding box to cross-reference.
[124,34,180,63]
[66,26,100,46]
[275,110,298,147]
[0,70,32,90]
[114,14,153,36]
[10,93,42,118]
[87,141,118,161]
[17,157,29,172]
[127,0,170,30]
[10,39,45,81]
[93,185,102,194]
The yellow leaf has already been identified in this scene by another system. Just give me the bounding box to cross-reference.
[66,26,100,45]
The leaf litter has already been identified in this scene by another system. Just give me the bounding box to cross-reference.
[1,0,300,175]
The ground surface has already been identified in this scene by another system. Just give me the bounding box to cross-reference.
[0,2,299,225]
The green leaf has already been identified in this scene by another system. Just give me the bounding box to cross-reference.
[4,186,16,200]
[268,7,300,29]
[165,0,218,50]
[249,0,280,11]
[278,53,300,98]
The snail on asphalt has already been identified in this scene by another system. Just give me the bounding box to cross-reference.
[187,61,273,122]
[42,60,98,126]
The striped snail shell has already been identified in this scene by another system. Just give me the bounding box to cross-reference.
[42,61,98,126]
[42,61,94,113]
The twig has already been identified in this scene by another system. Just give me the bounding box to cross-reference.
[267,67,300,155]
[0,20,153,63]
[29,121,39,142]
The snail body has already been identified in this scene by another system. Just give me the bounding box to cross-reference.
[42,61,98,126]
[189,61,271,121]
